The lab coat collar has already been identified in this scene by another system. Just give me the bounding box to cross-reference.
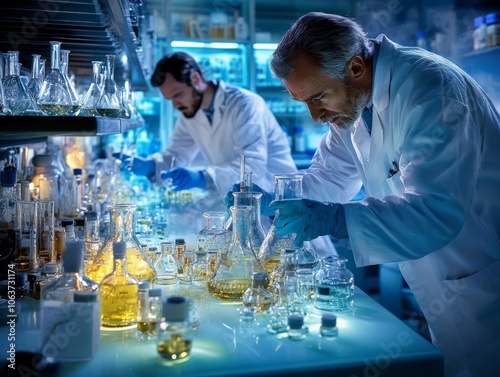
[211,79,228,128]
[372,35,396,113]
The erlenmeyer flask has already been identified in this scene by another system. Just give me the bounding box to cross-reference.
[207,206,268,301]
[259,174,303,274]
[117,86,131,119]
[37,41,73,116]
[0,59,10,115]
[79,61,102,116]
[60,50,81,115]
[233,192,266,253]
[3,51,30,115]
[96,54,121,118]
[85,203,156,284]
[27,54,43,99]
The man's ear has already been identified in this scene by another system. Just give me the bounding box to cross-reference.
[346,55,366,80]
[190,71,202,87]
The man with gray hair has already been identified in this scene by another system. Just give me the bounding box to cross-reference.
[266,12,500,377]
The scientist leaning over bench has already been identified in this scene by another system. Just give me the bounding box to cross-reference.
[225,12,500,377]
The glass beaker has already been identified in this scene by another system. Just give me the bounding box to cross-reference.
[79,60,103,116]
[60,49,81,115]
[85,203,156,284]
[207,206,268,301]
[314,256,355,311]
[15,201,38,272]
[3,51,30,115]
[259,174,303,274]
[37,41,73,116]
[96,54,121,117]
[197,211,231,254]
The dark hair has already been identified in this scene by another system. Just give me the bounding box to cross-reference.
[150,52,204,87]
[270,12,371,81]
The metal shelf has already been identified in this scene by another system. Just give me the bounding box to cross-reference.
[0,116,144,148]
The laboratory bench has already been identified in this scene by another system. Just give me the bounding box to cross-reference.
[0,285,443,377]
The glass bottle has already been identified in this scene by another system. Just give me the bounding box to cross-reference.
[259,175,303,275]
[157,296,193,363]
[83,211,102,265]
[79,60,103,116]
[96,54,121,118]
[37,41,73,116]
[101,241,139,328]
[0,167,17,280]
[191,249,217,288]
[3,51,30,115]
[60,49,81,115]
[233,192,266,254]
[85,203,156,284]
[137,280,150,337]
[154,240,178,286]
[148,288,162,337]
[242,272,274,314]
[197,211,231,254]
[207,205,268,301]
[35,262,61,300]
[314,256,355,311]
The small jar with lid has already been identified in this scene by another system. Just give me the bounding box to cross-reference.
[157,296,193,363]
[287,314,307,341]
[319,313,338,339]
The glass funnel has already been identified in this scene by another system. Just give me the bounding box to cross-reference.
[207,205,268,301]
[37,41,73,116]
[3,51,30,115]
[79,60,102,116]
[60,49,81,115]
[85,203,156,284]
[96,54,120,117]
[259,174,303,274]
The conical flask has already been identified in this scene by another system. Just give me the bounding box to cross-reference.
[96,54,121,118]
[0,66,9,115]
[233,192,266,253]
[259,174,303,274]
[3,51,30,115]
[60,49,81,115]
[24,54,46,116]
[79,61,103,116]
[37,41,73,116]
[207,205,268,301]
[85,203,156,283]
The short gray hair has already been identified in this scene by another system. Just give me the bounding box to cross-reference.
[270,12,371,81]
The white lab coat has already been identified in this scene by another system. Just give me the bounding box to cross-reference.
[299,35,500,377]
[152,80,297,197]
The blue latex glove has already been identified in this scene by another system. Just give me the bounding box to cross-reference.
[270,198,348,245]
[112,152,155,177]
[161,167,206,191]
[223,182,275,217]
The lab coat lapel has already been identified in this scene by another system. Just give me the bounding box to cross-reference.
[210,80,227,131]
[366,35,393,195]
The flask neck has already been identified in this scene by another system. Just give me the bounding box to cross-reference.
[113,257,128,276]
[109,207,136,239]
[230,207,253,250]
[31,54,41,80]
[7,52,18,77]
[49,41,62,70]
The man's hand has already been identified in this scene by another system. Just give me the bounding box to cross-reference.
[270,198,348,245]
[112,152,155,177]
[161,167,206,191]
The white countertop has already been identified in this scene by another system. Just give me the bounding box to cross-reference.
[1,285,443,377]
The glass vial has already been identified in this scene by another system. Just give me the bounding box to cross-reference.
[314,256,354,311]
[148,288,162,337]
[287,314,307,341]
[319,314,338,339]
[137,280,150,338]
[157,296,193,364]
[100,241,139,328]
[242,272,274,314]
